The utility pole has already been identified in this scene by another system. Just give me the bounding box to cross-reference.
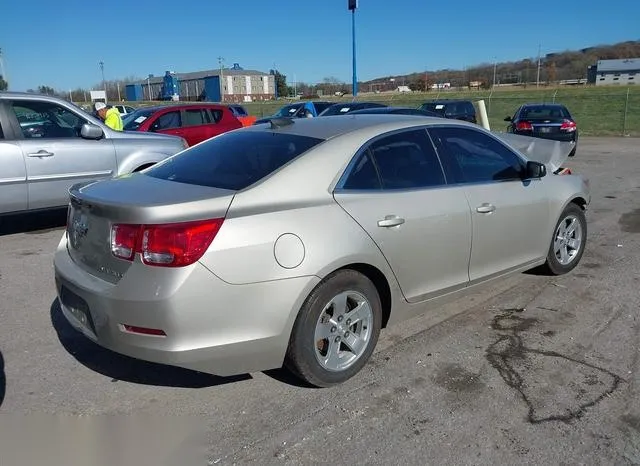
[218,56,225,102]
[348,0,358,97]
[99,61,106,101]
[536,44,541,88]
[0,47,7,89]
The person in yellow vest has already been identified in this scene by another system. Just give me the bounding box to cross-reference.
[94,102,123,131]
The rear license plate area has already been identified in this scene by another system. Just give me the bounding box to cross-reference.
[538,127,552,133]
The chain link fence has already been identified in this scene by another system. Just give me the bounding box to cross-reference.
[243,89,639,137]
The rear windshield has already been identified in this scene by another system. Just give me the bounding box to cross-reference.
[520,106,570,120]
[144,131,324,190]
[230,106,248,117]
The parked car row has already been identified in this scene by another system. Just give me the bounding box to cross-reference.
[257,99,578,155]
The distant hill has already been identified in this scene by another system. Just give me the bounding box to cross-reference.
[364,40,640,91]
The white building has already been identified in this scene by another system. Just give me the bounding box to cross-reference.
[594,58,639,86]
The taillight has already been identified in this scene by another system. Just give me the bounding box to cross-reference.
[110,219,224,267]
[111,224,139,260]
[516,121,533,131]
[560,120,577,132]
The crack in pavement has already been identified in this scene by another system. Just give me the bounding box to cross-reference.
[486,309,624,425]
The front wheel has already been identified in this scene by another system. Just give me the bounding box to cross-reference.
[543,203,587,275]
[284,269,382,387]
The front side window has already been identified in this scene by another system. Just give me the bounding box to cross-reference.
[342,129,446,190]
[429,126,524,184]
[11,100,86,139]
[151,111,181,131]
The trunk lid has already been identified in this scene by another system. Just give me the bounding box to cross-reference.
[493,132,574,172]
[66,174,235,283]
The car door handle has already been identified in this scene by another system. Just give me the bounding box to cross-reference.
[27,150,54,158]
[378,215,405,227]
[476,203,496,214]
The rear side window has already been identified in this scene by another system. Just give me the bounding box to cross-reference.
[210,109,223,123]
[232,106,248,117]
[145,131,324,190]
[342,129,446,190]
[183,109,210,126]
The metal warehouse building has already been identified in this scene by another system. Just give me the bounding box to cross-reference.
[588,58,639,86]
[126,64,276,102]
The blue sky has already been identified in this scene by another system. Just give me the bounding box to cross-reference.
[1,0,638,91]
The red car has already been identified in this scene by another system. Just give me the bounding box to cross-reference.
[122,103,243,146]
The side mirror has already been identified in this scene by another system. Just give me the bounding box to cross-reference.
[80,123,104,140]
[504,116,512,122]
[525,161,546,179]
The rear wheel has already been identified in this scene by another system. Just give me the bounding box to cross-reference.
[285,269,382,387]
[543,203,587,275]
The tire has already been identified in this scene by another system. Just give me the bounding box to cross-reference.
[284,269,382,388]
[543,203,587,275]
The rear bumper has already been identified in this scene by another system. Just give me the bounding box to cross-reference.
[514,130,577,143]
[53,234,320,377]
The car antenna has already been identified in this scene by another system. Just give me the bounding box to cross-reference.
[269,117,295,129]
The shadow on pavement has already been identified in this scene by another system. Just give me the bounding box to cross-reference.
[50,300,251,388]
[0,209,67,237]
[0,351,5,408]
[263,368,317,388]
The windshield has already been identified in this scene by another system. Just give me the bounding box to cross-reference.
[274,104,304,117]
[320,104,356,116]
[123,108,156,130]
[419,103,447,115]
[144,131,324,190]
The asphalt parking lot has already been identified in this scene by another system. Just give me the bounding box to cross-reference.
[0,137,639,465]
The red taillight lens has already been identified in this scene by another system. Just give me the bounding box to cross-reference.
[111,224,140,260]
[110,219,224,267]
[516,121,533,131]
[560,119,577,132]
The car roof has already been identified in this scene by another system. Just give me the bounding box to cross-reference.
[349,106,424,113]
[132,103,227,113]
[246,113,470,140]
[520,103,567,108]
[421,99,473,104]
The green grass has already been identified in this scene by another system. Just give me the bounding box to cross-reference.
[90,85,640,136]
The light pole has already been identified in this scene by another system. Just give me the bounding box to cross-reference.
[147,74,153,101]
[536,44,542,88]
[99,61,106,97]
[0,47,7,89]
[348,0,358,97]
[218,56,225,102]
[492,59,497,88]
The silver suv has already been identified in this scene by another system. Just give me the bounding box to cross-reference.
[0,92,187,215]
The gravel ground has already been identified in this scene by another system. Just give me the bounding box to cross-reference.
[0,137,639,465]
